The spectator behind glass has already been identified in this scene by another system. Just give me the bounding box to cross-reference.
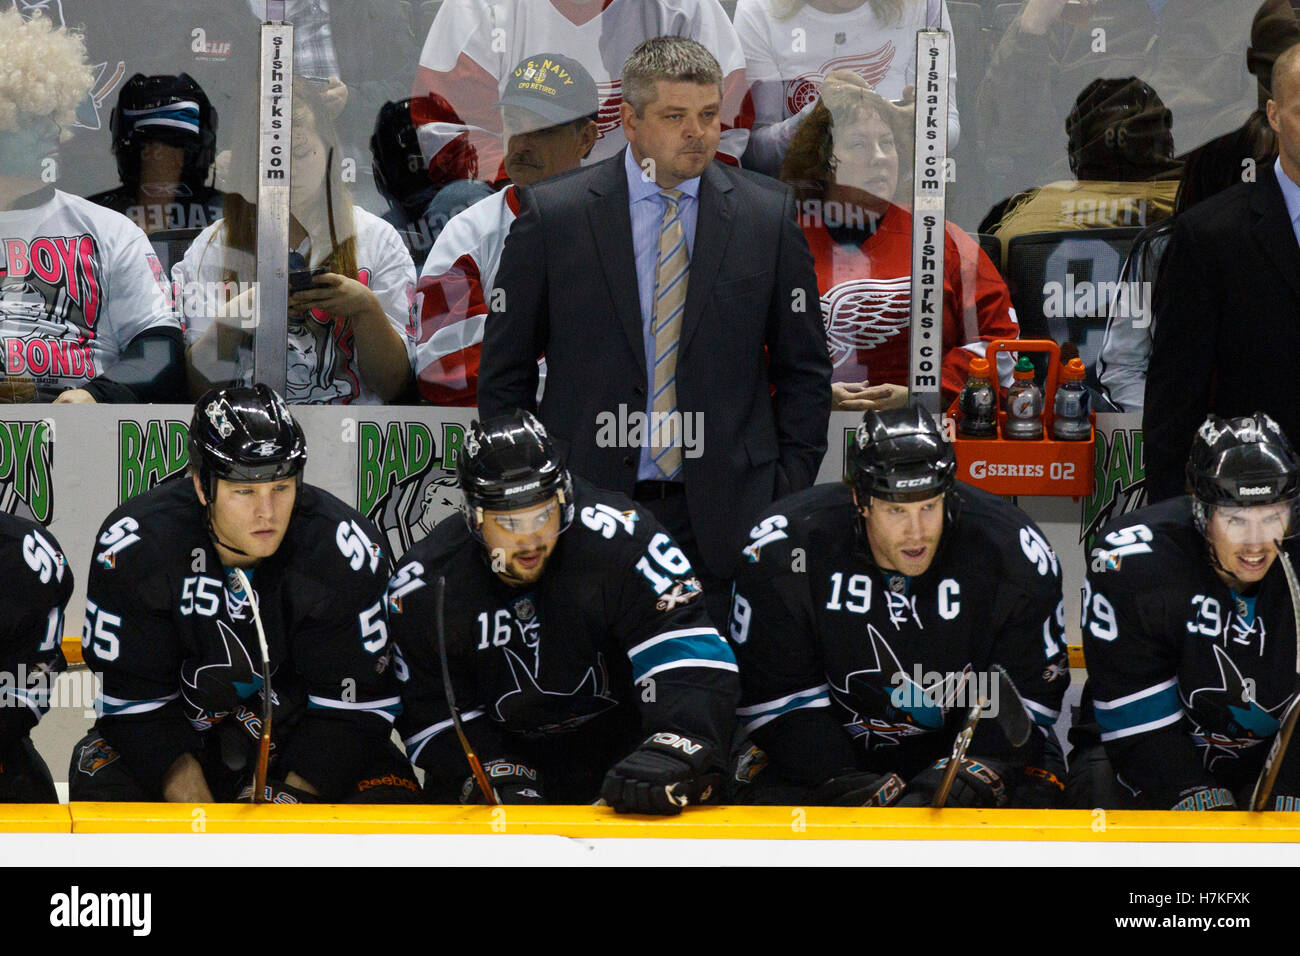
[1141,42,1300,501]
[0,8,184,405]
[371,96,493,267]
[40,1,419,216]
[415,53,599,407]
[982,77,1182,271]
[735,0,959,176]
[1097,0,1300,412]
[179,81,417,405]
[977,0,1259,205]
[411,0,751,184]
[87,73,225,236]
[782,71,1017,412]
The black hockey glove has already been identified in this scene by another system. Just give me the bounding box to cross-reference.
[601,732,718,815]
[237,780,321,803]
[1170,786,1236,811]
[461,758,545,804]
[815,771,905,807]
[180,623,261,715]
[1016,765,1067,809]
[897,757,1010,808]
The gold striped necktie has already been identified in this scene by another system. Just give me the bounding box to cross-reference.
[650,187,688,479]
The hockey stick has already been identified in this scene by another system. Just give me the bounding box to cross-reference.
[436,576,497,805]
[932,665,1035,808]
[232,568,273,805]
[1250,545,1300,811]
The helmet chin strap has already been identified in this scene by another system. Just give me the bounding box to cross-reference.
[204,500,253,559]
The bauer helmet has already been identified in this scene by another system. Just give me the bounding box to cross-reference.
[457,410,574,538]
[110,73,218,187]
[1187,412,1300,535]
[189,384,307,503]
[845,406,957,505]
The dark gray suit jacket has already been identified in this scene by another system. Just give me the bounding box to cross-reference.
[1144,165,1300,501]
[479,151,831,578]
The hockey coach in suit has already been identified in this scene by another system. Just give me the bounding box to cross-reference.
[479,36,831,625]
[1144,40,1300,502]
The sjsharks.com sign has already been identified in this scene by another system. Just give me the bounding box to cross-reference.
[1080,425,1145,548]
[357,420,468,558]
[0,420,53,524]
[118,419,189,503]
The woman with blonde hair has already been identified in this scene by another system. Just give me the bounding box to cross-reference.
[178,81,416,404]
[735,0,959,175]
[782,71,1015,411]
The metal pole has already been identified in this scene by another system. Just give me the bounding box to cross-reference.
[907,30,951,420]
[253,3,293,397]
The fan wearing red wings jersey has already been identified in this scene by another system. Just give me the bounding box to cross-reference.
[781,72,1017,411]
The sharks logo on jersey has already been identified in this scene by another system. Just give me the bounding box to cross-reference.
[493,647,619,736]
[829,623,967,749]
[1185,643,1291,771]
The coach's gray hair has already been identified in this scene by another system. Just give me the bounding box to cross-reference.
[621,36,723,117]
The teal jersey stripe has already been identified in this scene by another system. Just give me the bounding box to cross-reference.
[1095,683,1181,735]
[629,632,735,683]
[740,688,830,732]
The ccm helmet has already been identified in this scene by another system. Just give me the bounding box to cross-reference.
[846,406,957,505]
[458,411,574,538]
[1187,412,1300,535]
[189,384,306,503]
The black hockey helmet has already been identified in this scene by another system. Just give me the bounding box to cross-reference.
[189,384,307,503]
[458,410,574,538]
[371,98,435,217]
[110,73,218,186]
[846,406,957,505]
[1187,412,1300,534]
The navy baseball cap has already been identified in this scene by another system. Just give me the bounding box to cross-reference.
[497,53,598,128]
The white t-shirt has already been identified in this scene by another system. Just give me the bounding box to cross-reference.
[176,207,417,405]
[0,190,180,395]
[414,0,750,175]
[734,0,959,170]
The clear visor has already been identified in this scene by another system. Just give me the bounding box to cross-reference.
[1208,500,1299,545]
[485,499,560,536]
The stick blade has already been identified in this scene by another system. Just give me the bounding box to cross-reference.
[991,664,1034,750]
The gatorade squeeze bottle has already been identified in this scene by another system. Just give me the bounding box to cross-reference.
[957,357,997,438]
[1052,357,1092,440]
[1004,355,1044,440]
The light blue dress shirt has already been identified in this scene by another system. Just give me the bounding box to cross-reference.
[623,147,702,481]
[1275,156,1300,250]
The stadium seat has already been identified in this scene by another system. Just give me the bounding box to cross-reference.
[148,227,204,277]
[976,232,1001,272]
[1003,227,1142,383]
[992,2,1024,38]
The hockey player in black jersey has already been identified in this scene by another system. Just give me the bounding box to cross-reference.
[388,411,739,813]
[70,385,418,803]
[1068,413,1300,811]
[729,407,1070,808]
[0,516,73,802]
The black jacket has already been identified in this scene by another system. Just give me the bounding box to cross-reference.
[478,151,832,578]
[1144,164,1300,501]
